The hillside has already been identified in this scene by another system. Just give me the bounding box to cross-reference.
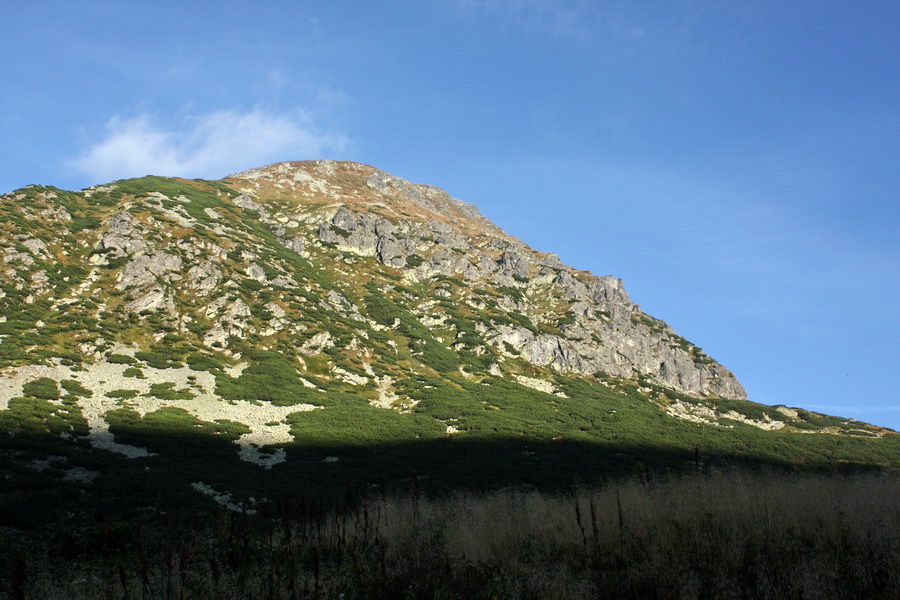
[0,159,896,522]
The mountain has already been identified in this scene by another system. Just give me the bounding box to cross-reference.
[0,160,895,521]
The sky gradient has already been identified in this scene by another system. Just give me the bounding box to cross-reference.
[2,1,898,429]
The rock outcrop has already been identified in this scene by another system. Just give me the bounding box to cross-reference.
[226,161,745,399]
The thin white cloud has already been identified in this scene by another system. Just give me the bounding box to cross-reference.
[73,109,347,183]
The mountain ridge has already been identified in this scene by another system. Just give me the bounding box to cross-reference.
[226,159,746,397]
[0,160,895,503]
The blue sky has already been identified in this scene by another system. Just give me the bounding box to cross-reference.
[2,1,898,429]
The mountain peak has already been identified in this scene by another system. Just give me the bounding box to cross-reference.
[228,160,509,240]
[2,159,890,491]
[0,160,750,401]
[1,158,895,526]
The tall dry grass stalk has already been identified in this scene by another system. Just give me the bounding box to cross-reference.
[6,469,899,599]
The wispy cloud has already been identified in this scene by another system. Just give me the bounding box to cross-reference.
[72,108,348,183]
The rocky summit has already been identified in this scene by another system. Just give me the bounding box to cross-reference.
[0,160,894,518]
[233,160,746,397]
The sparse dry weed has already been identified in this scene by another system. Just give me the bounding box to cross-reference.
[4,469,898,599]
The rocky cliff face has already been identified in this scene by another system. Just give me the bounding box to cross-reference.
[226,160,746,399]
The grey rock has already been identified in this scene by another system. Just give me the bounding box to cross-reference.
[202,322,228,347]
[98,212,148,258]
[226,298,252,321]
[233,193,271,222]
[375,218,396,237]
[319,214,379,256]
[125,287,172,313]
[117,251,183,289]
[588,276,631,305]
[40,205,72,222]
[552,270,587,300]
[200,298,256,343]
[425,221,468,248]
[366,169,487,222]
[497,250,533,279]
[186,262,222,295]
[266,302,287,319]
[22,238,50,258]
[247,262,267,283]
[425,249,468,277]
[376,235,409,267]
[491,326,589,373]
[332,207,358,231]
[317,222,339,244]
[30,269,51,294]
[284,236,305,254]
[3,248,35,266]
[541,253,562,267]
[270,276,297,288]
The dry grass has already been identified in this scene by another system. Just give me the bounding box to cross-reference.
[5,469,899,599]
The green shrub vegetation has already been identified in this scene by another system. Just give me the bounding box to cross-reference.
[113,176,240,227]
[21,378,60,400]
[287,404,445,449]
[105,407,251,459]
[186,351,225,372]
[631,312,667,334]
[145,382,195,401]
[0,396,87,436]
[69,216,102,232]
[134,335,194,369]
[364,283,459,372]
[216,350,323,406]
[60,379,92,398]
[107,353,137,365]
[405,254,424,268]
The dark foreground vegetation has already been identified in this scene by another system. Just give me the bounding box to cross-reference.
[2,469,898,600]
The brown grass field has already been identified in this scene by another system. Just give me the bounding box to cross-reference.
[4,468,899,599]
